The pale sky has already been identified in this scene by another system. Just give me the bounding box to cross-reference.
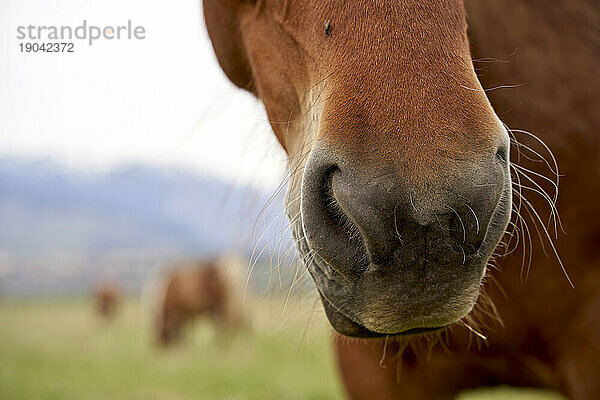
[0,0,287,190]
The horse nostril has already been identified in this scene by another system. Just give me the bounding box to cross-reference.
[321,167,351,229]
[322,167,339,206]
[496,145,508,163]
[300,150,369,277]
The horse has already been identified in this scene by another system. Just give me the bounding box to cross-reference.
[93,281,121,320]
[203,0,599,398]
[156,257,246,345]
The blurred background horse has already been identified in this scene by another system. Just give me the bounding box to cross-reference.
[156,255,247,345]
[93,280,121,320]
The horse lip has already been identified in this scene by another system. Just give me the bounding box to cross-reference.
[318,288,448,338]
[305,231,481,338]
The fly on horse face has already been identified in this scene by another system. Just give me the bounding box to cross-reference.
[204,0,599,398]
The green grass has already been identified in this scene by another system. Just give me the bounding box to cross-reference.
[0,298,566,400]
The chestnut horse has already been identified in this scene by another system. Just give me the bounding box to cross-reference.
[93,281,121,320]
[156,258,245,345]
[204,0,599,398]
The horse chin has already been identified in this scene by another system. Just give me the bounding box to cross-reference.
[314,265,481,338]
[318,291,450,338]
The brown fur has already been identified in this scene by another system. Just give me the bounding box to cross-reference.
[204,0,599,398]
[337,3,600,398]
[336,2,600,399]
[93,281,121,320]
[157,259,244,345]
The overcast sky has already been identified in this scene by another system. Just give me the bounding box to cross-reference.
[0,0,287,190]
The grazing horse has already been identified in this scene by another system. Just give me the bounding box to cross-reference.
[204,0,599,398]
[156,258,245,345]
[93,281,121,320]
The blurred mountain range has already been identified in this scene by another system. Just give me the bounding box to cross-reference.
[0,158,295,295]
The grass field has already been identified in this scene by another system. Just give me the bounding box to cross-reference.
[0,298,566,400]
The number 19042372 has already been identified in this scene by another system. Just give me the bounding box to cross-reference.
[19,42,74,52]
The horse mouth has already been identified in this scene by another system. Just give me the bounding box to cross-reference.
[289,163,512,339]
[319,290,448,338]
[298,210,508,338]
